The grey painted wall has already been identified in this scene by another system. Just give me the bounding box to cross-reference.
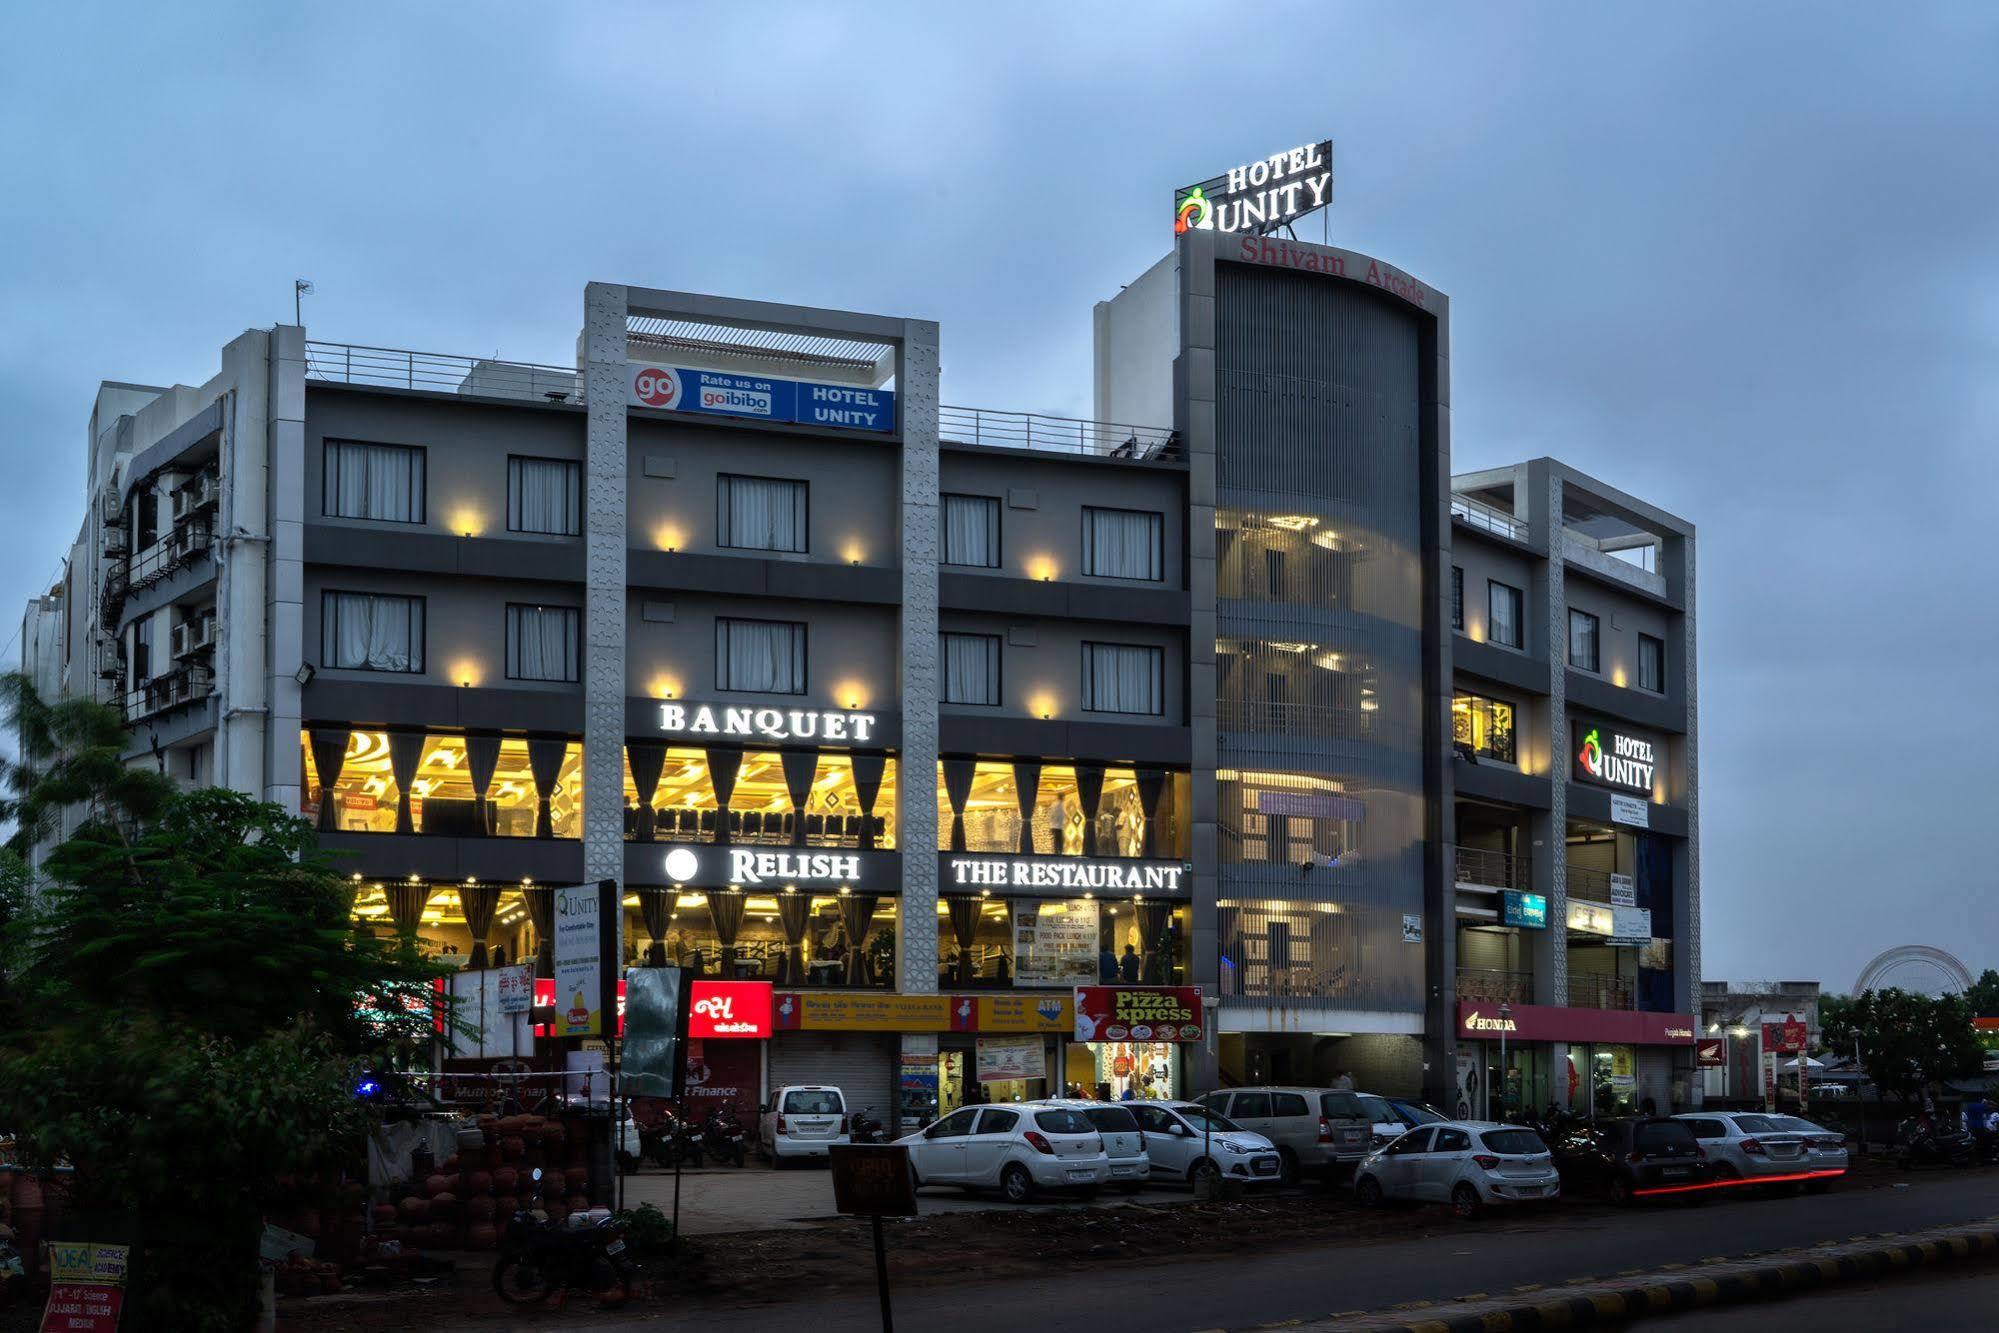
[624,594,898,710]
[936,609,1186,728]
[304,569,584,697]
[936,450,1187,590]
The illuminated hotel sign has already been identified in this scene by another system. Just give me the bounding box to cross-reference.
[1574,721,1657,794]
[944,855,1190,894]
[1175,139,1332,237]
[628,362,895,433]
[658,702,878,744]
[662,845,863,887]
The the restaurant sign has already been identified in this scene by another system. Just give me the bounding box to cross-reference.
[687,980,774,1039]
[658,701,879,744]
[1575,721,1658,794]
[1175,140,1332,237]
[944,854,1189,894]
[1073,986,1204,1043]
[1454,1000,1694,1046]
[661,844,863,887]
[628,362,896,433]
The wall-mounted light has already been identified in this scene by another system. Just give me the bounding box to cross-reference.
[836,681,868,710]
[452,660,481,688]
[654,524,683,553]
[295,663,316,687]
[1029,556,1058,582]
[1029,692,1057,720]
[841,541,865,566]
[651,675,681,700]
[450,508,484,538]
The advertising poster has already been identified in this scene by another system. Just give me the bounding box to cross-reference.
[1073,986,1203,1043]
[41,1241,129,1332]
[552,884,603,1038]
[496,964,534,1014]
[975,1035,1046,1083]
[1012,901,1099,987]
[680,1037,762,1125]
[775,992,950,1031]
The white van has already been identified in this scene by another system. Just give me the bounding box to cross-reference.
[759,1085,849,1164]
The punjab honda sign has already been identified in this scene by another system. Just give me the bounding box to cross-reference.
[1454,1001,1694,1047]
[1073,986,1204,1043]
[687,980,773,1039]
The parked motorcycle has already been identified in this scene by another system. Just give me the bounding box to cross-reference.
[492,1169,635,1309]
[848,1106,891,1145]
[649,1106,706,1169]
[1897,1116,1977,1169]
[702,1106,749,1167]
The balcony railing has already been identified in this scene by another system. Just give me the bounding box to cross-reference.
[1451,493,1527,541]
[1454,846,1531,891]
[120,665,214,722]
[1569,970,1636,1010]
[1566,864,1614,903]
[1457,967,1534,1005]
[940,405,1179,461]
[305,341,581,405]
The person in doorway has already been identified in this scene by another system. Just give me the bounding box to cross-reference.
[1096,1081,1114,1103]
[1332,1070,1355,1092]
[1099,945,1119,983]
[1639,1096,1658,1117]
[1119,945,1141,984]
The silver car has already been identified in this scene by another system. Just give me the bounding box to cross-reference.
[1761,1114,1850,1189]
[1354,1121,1560,1218]
[1674,1112,1815,1183]
[1043,1099,1151,1191]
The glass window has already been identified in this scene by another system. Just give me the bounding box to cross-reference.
[1082,642,1164,715]
[1355,1096,1397,1124]
[1434,1127,1471,1152]
[1082,1106,1139,1133]
[1451,566,1464,631]
[323,440,424,523]
[507,456,580,535]
[634,891,895,987]
[717,474,808,553]
[300,730,577,838]
[1031,1108,1093,1134]
[1271,1093,1309,1116]
[1322,1093,1359,1118]
[1488,581,1523,649]
[1385,1127,1434,1155]
[1081,507,1164,581]
[716,618,806,694]
[132,617,153,681]
[1231,1092,1273,1117]
[1171,1105,1239,1134]
[976,1108,1021,1134]
[943,494,1000,568]
[1131,1105,1178,1133]
[942,632,1000,706]
[506,604,579,682]
[1638,633,1665,693]
[783,1089,844,1114]
[322,591,424,673]
[1480,1128,1547,1155]
[1451,692,1517,763]
[1568,608,1600,672]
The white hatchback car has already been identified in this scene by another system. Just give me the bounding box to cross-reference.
[1126,1100,1284,1187]
[901,1102,1111,1203]
[1354,1121,1560,1218]
[759,1085,849,1164]
[1041,1099,1151,1191]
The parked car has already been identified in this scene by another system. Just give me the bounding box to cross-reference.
[1353,1121,1560,1218]
[1547,1117,1712,1205]
[1126,1100,1284,1188]
[1378,1100,1449,1145]
[758,1085,848,1165]
[1674,1112,1818,1185]
[899,1102,1110,1203]
[1762,1114,1849,1187]
[1043,1099,1150,1191]
[1197,1087,1378,1182]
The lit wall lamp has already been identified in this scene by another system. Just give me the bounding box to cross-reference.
[651,675,681,700]
[842,541,865,566]
[1029,556,1058,582]
[450,509,484,538]
[1029,692,1057,720]
[453,660,481,688]
[655,524,684,553]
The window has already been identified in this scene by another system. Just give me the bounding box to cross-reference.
[716,617,806,694]
[507,456,580,535]
[942,632,1001,706]
[924,1107,978,1138]
[975,1108,1020,1135]
[1434,1127,1471,1153]
[1452,691,1517,763]
[1385,1128,1434,1156]
[1031,1109,1094,1134]
[323,440,424,523]
[506,604,580,682]
[1082,1106,1139,1133]
[1488,580,1523,649]
[1271,1092,1310,1117]
[1480,1128,1547,1155]
[1232,1092,1272,1118]
[717,474,807,553]
[1568,608,1600,672]
[1082,642,1164,715]
[1451,566,1464,631]
[782,1089,844,1115]
[1130,1105,1178,1134]
[1082,506,1164,581]
[1638,633,1665,693]
[1322,1093,1360,1118]
[943,494,1000,568]
[322,591,424,673]
[132,617,153,682]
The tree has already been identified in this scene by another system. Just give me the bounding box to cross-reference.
[1963,969,1999,1019]
[1818,988,1984,1104]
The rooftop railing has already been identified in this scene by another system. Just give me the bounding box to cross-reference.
[1454,846,1532,891]
[1451,493,1528,541]
[305,342,580,405]
[940,405,1179,461]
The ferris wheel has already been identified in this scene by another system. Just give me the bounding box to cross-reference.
[1852,945,1974,997]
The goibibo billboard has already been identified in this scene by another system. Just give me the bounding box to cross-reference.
[627,362,894,433]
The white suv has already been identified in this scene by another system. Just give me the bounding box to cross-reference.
[759,1085,849,1164]
[900,1102,1111,1203]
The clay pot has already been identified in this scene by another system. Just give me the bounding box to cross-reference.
[443,1154,462,1173]
[464,1196,496,1223]
[465,1222,498,1251]
[540,1173,565,1201]
[499,1137,526,1162]
[466,1170,493,1197]
[399,1196,430,1223]
[565,1194,589,1214]
[494,1195,518,1218]
[293,1209,323,1238]
[424,1173,450,1197]
[429,1192,459,1219]
[372,1204,399,1227]
[565,1118,593,1145]
[563,1167,589,1192]
[544,1202,568,1226]
[492,1167,518,1194]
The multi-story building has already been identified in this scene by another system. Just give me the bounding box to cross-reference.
[18,231,1701,1123]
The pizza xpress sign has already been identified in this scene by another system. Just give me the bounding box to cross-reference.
[1575,722,1657,793]
[1073,986,1203,1043]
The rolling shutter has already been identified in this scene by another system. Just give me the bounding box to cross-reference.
[766,1033,896,1125]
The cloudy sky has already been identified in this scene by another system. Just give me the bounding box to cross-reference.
[3,3,1994,989]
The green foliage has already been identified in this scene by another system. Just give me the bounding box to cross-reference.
[1,672,177,853]
[615,1202,674,1256]
[1818,988,1985,1103]
[1963,969,1999,1019]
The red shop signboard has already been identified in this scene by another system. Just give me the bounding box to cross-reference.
[1073,986,1204,1043]
[687,981,773,1039]
[1455,1001,1694,1047]
[1761,1019,1808,1056]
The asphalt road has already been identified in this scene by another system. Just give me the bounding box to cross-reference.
[600,1171,1999,1333]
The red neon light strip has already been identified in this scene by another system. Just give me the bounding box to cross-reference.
[1632,1168,1846,1198]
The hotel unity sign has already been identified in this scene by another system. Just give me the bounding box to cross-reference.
[1175,139,1333,237]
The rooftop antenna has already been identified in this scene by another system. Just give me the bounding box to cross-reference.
[294,278,314,326]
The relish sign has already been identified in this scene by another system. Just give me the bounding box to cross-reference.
[1073,986,1203,1043]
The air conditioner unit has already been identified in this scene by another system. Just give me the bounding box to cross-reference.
[196,617,216,649]
[170,623,191,657]
[171,490,191,522]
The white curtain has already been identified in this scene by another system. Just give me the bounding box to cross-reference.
[508,605,578,681]
[943,633,998,705]
[326,441,422,522]
[1489,583,1519,647]
[1569,611,1598,670]
[1083,508,1162,580]
[719,619,803,693]
[509,457,579,535]
[327,592,421,672]
[1085,643,1162,715]
[943,495,998,567]
[721,475,806,552]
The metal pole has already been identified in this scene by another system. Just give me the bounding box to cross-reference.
[871,1213,893,1333]
[672,1142,683,1252]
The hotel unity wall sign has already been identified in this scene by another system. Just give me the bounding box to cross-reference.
[1175,139,1332,237]
[1573,720,1658,794]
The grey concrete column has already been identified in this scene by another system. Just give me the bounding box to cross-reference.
[1531,461,1571,1006]
[1671,533,1700,1019]
[1180,233,1220,1094]
[263,325,307,810]
[582,285,630,960]
[895,320,942,995]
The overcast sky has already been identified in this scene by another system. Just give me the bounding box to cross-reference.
[3,3,1995,990]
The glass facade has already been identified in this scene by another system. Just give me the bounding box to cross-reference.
[1451,691,1516,764]
[303,729,582,838]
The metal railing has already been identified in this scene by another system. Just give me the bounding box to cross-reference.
[1569,971,1636,1010]
[1457,967,1534,1005]
[940,405,1179,461]
[305,341,580,405]
[1454,846,1531,891]
[1565,864,1614,903]
[119,665,214,723]
[1451,493,1527,540]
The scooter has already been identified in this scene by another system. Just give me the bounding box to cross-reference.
[492,1169,635,1309]
[1897,1117,1977,1169]
[848,1106,891,1145]
[702,1107,749,1167]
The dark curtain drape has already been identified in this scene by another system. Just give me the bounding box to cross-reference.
[526,738,567,839]
[387,730,425,835]
[460,883,500,968]
[1136,900,1172,984]
[707,748,743,844]
[637,887,672,967]
[628,742,666,843]
[524,884,555,977]
[709,891,746,968]
[1075,763,1105,858]
[1135,768,1166,858]
[946,897,981,986]
[941,758,976,853]
[777,894,811,985]
[781,751,818,846]
[465,733,501,837]
[851,754,885,849]
[839,894,881,986]
[1012,761,1041,855]
[308,727,350,833]
[386,881,432,936]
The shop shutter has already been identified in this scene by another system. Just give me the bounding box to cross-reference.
[765,1032,896,1125]
[1636,1049,1675,1115]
